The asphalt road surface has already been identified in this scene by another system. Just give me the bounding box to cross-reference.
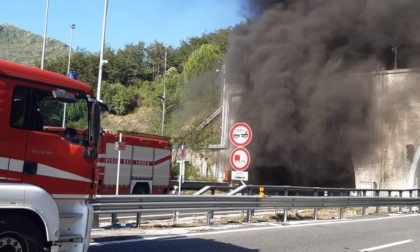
[89,214,420,252]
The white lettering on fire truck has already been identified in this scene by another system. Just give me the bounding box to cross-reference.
[104,158,152,166]
[31,149,54,155]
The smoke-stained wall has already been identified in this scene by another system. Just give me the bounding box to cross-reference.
[224,0,420,187]
[356,69,420,190]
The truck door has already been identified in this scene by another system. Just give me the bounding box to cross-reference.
[2,85,29,182]
[19,86,95,198]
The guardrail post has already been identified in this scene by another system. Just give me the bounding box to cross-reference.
[362,207,366,216]
[111,213,118,225]
[375,190,379,214]
[339,191,344,219]
[136,213,141,228]
[92,213,100,228]
[418,189,420,212]
[246,210,254,223]
[314,190,318,219]
[399,191,403,212]
[174,211,179,221]
[206,211,214,225]
[388,190,392,213]
[283,190,289,222]
[409,190,413,213]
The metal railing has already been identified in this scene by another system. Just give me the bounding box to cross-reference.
[91,186,420,227]
[171,181,420,198]
[227,185,420,197]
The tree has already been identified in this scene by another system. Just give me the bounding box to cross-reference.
[107,42,147,86]
[101,82,139,115]
[145,41,167,80]
[183,44,223,81]
[176,28,232,73]
[70,50,100,88]
[43,49,100,89]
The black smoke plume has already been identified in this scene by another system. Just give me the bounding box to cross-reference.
[226,0,420,187]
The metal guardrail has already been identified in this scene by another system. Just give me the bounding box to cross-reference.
[170,181,420,198]
[91,193,420,226]
[227,185,420,197]
[92,195,420,213]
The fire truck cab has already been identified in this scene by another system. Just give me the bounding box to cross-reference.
[0,60,113,252]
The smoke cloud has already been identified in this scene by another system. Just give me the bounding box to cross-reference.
[226,0,420,187]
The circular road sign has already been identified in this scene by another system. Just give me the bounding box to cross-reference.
[230,147,251,171]
[229,122,252,147]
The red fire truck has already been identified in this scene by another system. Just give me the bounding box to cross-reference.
[97,130,172,195]
[0,60,114,252]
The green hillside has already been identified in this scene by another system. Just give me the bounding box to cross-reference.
[0,23,68,66]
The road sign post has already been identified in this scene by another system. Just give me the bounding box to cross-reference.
[115,133,124,195]
[179,145,186,194]
[229,123,252,181]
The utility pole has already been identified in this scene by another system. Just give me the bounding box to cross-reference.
[220,62,227,179]
[161,52,167,136]
[220,61,227,147]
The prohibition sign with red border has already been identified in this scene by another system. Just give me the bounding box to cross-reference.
[230,147,251,171]
[229,122,252,147]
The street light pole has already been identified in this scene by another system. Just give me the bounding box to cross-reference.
[41,0,50,70]
[97,0,109,101]
[67,24,75,75]
[161,52,167,136]
[63,24,75,128]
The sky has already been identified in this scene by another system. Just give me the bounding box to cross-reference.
[1,0,245,52]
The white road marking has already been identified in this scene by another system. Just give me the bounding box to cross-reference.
[358,239,414,251]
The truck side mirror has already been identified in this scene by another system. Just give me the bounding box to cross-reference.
[84,103,100,159]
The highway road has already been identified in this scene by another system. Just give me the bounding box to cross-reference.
[89,214,420,252]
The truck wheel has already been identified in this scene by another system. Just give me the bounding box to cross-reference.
[0,214,43,252]
[132,184,150,194]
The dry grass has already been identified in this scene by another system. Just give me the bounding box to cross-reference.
[124,206,397,230]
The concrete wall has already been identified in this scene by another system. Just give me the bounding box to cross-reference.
[354,68,420,190]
